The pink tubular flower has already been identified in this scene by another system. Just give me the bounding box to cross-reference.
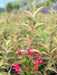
[39,60,43,64]
[34,61,37,66]
[15,68,20,73]
[37,56,39,61]
[13,64,20,69]
[34,52,39,56]
[17,50,21,55]
[34,66,38,71]
[28,50,32,56]
[14,64,20,68]
[13,64,21,73]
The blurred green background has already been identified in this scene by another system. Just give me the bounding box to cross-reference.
[0,0,57,13]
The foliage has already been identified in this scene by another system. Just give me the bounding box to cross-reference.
[0,0,57,75]
[6,0,30,11]
[6,2,20,12]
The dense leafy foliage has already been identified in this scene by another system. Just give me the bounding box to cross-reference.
[0,1,57,75]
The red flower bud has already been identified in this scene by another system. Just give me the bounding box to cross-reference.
[39,60,43,64]
[17,50,21,55]
[34,66,38,71]
[34,61,37,66]
[28,50,32,56]
[34,52,39,56]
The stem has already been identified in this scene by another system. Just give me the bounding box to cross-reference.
[29,56,34,63]
[46,72,48,75]
[53,62,57,73]
[8,68,11,75]
[28,28,34,47]
[28,38,33,47]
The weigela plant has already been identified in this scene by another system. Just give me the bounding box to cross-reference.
[0,0,57,75]
[13,48,43,75]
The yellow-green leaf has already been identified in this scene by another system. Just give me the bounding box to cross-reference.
[0,59,4,66]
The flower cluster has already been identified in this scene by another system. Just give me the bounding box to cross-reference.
[34,56,43,70]
[13,48,43,73]
[13,64,21,73]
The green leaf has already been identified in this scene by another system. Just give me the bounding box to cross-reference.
[53,55,57,59]
[21,23,32,29]
[34,71,42,75]
[34,23,44,29]
[0,59,4,67]
[33,7,44,17]
[25,71,30,75]
[0,72,8,75]
[48,67,56,72]
[45,37,50,43]
[42,51,48,55]
[29,0,36,14]
[47,62,53,68]
[51,48,57,53]
[43,72,47,75]
[16,59,26,64]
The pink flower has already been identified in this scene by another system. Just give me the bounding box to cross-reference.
[17,50,21,55]
[34,66,38,71]
[34,61,37,66]
[37,56,39,60]
[39,60,43,64]
[34,52,39,56]
[28,50,32,56]
[13,64,20,69]
[15,68,20,73]
[13,64,21,73]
